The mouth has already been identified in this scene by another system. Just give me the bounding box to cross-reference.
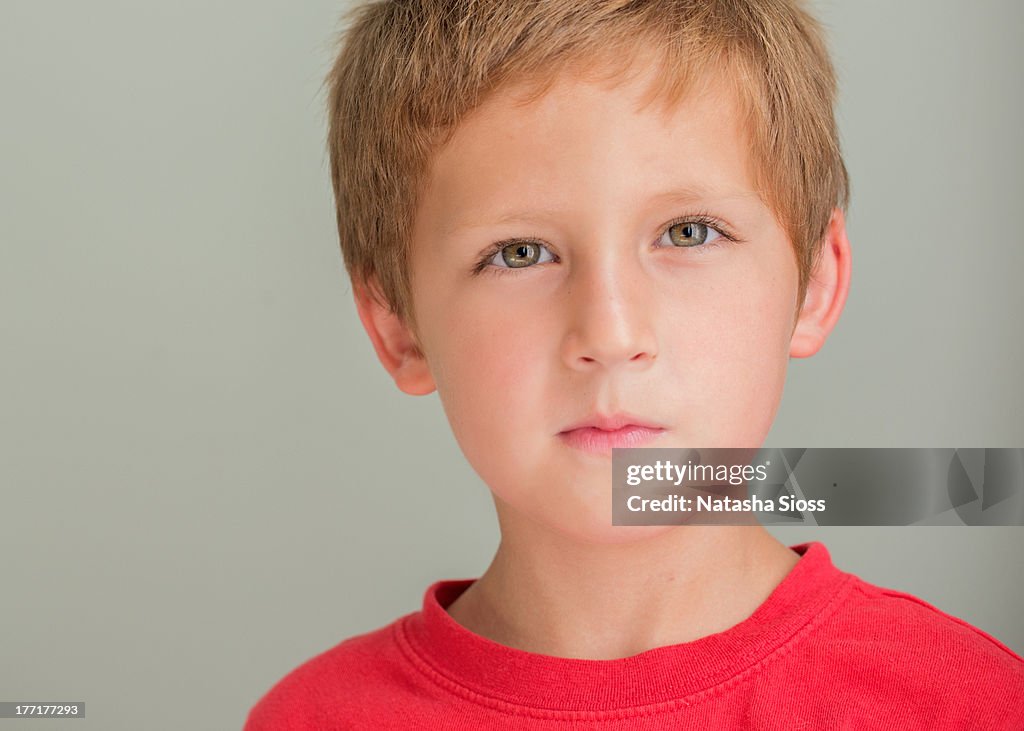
[557,413,666,456]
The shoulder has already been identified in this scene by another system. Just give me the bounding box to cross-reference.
[837,577,1024,674]
[795,573,1024,725]
[242,615,416,731]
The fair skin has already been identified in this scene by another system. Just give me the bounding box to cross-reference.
[354,57,851,660]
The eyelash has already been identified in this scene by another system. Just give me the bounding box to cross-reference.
[471,211,741,277]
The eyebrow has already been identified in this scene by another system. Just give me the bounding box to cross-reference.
[442,186,763,237]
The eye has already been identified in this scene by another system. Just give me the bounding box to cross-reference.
[658,221,725,249]
[488,240,557,269]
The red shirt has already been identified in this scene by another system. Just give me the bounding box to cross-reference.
[243,542,1024,729]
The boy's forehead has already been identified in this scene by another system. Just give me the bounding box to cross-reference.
[419,61,764,237]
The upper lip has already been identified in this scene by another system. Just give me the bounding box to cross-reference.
[559,412,666,433]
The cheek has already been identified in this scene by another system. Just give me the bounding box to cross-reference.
[427,306,552,462]
[661,254,796,445]
[436,323,574,531]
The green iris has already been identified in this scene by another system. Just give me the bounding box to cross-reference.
[667,222,709,247]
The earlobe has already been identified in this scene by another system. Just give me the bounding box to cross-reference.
[352,280,437,395]
[789,207,852,358]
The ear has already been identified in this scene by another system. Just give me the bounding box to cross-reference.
[352,279,436,395]
[789,207,852,358]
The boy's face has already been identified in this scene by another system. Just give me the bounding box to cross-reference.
[359,58,846,543]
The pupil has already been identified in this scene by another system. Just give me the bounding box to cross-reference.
[683,224,694,238]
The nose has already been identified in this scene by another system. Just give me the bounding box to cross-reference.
[560,248,658,372]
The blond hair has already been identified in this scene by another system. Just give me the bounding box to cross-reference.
[325,0,849,333]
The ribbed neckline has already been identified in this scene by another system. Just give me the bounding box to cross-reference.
[398,542,854,713]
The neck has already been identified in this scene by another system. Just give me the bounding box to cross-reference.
[445,501,799,660]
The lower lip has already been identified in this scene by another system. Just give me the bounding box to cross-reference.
[557,426,665,455]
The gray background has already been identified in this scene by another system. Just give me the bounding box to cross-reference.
[1,1,1021,729]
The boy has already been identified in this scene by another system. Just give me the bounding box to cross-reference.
[245,0,1024,727]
